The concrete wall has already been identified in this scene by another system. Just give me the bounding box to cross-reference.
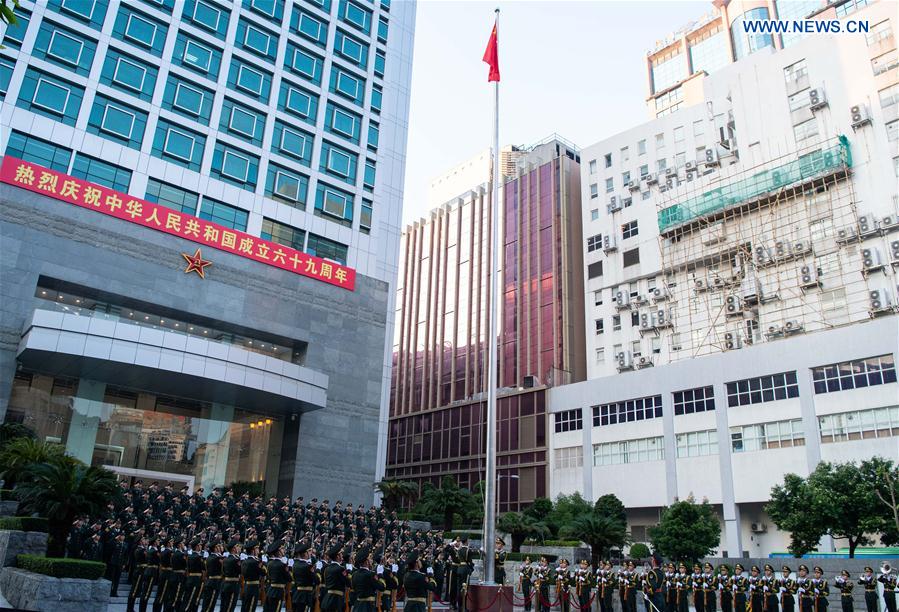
[0,184,390,505]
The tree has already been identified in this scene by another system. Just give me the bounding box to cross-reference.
[767,460,893,557]
[0,437,64,489]
[524,497,553,522]
[497,512,550,552]
[594,494,627,525]
[16,455,121,557]
[567,513,627,568]
[0,422,35,449]
[862,457,899,543]
[547,492,593,536]
[629,543,651,560]
[374,479,418,512]
[412,476,472,531]
[649,496,720,564]
[1,0,19,27]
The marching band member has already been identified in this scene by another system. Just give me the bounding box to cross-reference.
[519,557,534,612]
[880,563,897,612]
[811,566,830,611]
[858,566,878,612]
[835,570,853,612]
[796,565,813,612]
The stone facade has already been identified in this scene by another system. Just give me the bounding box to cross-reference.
[0,183,390,504]
[0,531,48,567]
[0,567,109,612]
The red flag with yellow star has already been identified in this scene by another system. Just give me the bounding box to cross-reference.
[483,23,500,82]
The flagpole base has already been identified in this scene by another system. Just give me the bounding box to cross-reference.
[467,584,512,612]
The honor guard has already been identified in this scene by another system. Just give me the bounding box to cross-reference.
[779,566,797,612]
[598,560,615,612]
[109,531,128,598]
[291,543,318,612]
[140,538,160,612]
[153,537,174,612]
[349,547,385,612]
[647,555,666,612]
[762,564,779,612]
[836,570,853,612]
[691,564,706,612]
[219,540,242,612]
[675,563,690,612]
[446,538,461,610]
[749,566,763,612]
[859,567,878,612]
[555,559,573,612]
[717,565,732,612]
[127,536,148,612]
[703,563,717,612]
[811,566,829,611]
[664,563,677,612]
[880,563,897,612]
[241,541,264,612]
[535,556,551,612]
[182,538,205,612]
[401,552,437,612]
[168,537,187,612]
[320,545,349,612]
[732,564,749,612]
[494,538,507,585]
[796,565,813,612]
[575,559,594,612]
[201,541,224,612]
[263,541,291,612]
[456,536,475,612]
[519,556,534,612]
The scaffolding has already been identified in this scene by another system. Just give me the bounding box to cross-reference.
[644,134,895,362]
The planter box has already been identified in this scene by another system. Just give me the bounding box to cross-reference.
[0,531,47,567]
[0,501,19,517]
[0,567,109,612]
[520,544,592,563]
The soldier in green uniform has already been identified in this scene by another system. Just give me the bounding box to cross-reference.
[749,566,763,612]
[796,565,813,612]
[241,540,264,612]
[717,565,732,612]
[520,557,534,612]
[731,564,749,612]
[858,567,877,612]
[780,566,797,612]
[555,558,573,612]
[675,563,690,612]
[534,556,552,612]
[703,563,717,612]
[456,536,475,612]
[665,563,677,612]
[599,560,615,612]
[378,554,399,612]
[402,552,437,612]
[168,537,187,612]
[219,540,242,612]
[201,541,224,612]
[647,555,665,612]
[291,543,318,612]
[494,538,507,586]
[154,537,174,612]
[321,545,349,612]
[182,538,205,611]
[762,564,779,612]
[350,547,385,612]
[835,570,853,612]
[880,563,897,612]
[140,537,160,612]
[128,535,148,612]
[691,564,706,612]
[263,541,291,612]
[811,566,829,611]
[575,558,593,612]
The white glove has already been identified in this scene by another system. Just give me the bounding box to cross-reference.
[377,565,384,575]
[203,551,208,558]
[347,564,353,571]
[814,589,819,595]
[262,555,268,563]
[798,588,805,594]
[281,557,288,564]
[718,585,723,591]
[224,552,230,558]
[289,559,295,567]
[428,568,434,575]
[764,587,768,592]
[316,561,323,570]
[240,553,248,560]
[780,587,786,593]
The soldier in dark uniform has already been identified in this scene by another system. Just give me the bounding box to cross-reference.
[519,557,534,612]
[858,566,878,612]
[241,540,264,612]
[691,564,706,612]
[181,538,205,612]
[168,537,187,612]
[732,564,749,612]
[749,565,763,612]
[128,535,148,612]
[494,538,507,585]
[599,560,615,612]
[456,536,475,612]
[320,545,348,612]
[534,556,552,612]
[219,540,243,612]
[263,540,291,612]
[402,552,437,612]
[350,547,384,612]
[880,563,897,612]
[201,541,224,612]
[377,554,399,612]
[575,558,593,612]
[675,563,689,612]
[140,537,160,612]
[647,555,666,612]
[718,565,733,612]
[108,531,128,598]
[796,565,813,612]
[703,563,717,612]
[291,543,318,612]
[555,558,572,612]
[762,564,779,612]
[811,566,829,611]
[835,570,853,612]
[154,537,175,612]
[780,566,797,612]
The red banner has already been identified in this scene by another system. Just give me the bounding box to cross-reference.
[0,156,356,290]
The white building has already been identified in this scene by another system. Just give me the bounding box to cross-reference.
[551,0,899,557]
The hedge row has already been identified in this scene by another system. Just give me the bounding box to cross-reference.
[523,539,582,547]
[17,554,106,580]
[506,552,558,562]
[0,517,48,532]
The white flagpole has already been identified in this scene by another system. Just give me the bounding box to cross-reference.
[482,6,500,587]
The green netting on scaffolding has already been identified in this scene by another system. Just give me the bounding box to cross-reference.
[657,135,851,232]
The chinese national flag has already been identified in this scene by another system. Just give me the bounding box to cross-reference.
[482,23,500,82]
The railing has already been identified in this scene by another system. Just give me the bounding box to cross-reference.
[657,135,852,232]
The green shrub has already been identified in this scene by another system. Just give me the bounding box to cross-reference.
[629,543,651,559]
[17,555,105,580]
[505,552,558,562]
[524,539,582,547]
[0,517,48,532]
[0,489,16,501]
[443,531,483,540]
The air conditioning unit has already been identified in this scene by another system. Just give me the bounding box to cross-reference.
[784,320,804,335]
[741,278,762,304]
[750,523,768,534]
[664,167,677,178]
[793,241,810,256]
[724,331,742,350]
[627,179,640,191]
[755,245,772,266]
[694,278,707,292]
[603,235,618,253]
[656,309,672,328]
[869,288,894,312]
[710,276,727,289]
[703,148,720,167]
[836,226,858,244]
[608,197,622,213]
[622,196,633,207]
[850,103,871,129]
[725,294,743,316]
[616,351,634,372]
[523,375,538,388]
[808,88,827,111]
[652,287,669,302]
[774,241,789,260]
[685,161,695,172]
[766,324,784,339]
[890,239,899,264]
[702,221,726,246]
[615,290,630,309]
[636,355,654,369]
[640,312,656,332]
[881,215,899,233]
[858,214,880,237]
[633,293,649,306]
[799,264,821,288]
[862,247,884,271]
[645,173,658,185]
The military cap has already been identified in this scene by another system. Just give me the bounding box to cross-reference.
[694,564,702,570]
[191,538,201,547]
[173,536,183,545]
[704,563,713,570]
[679,562,687,569]
[813,566,823,574]
[798,565,809,572]
[266,541,283,556]
[328,544,343,559]
[841,570,850,577]
[496,537,505,545]
[764,564,774,572]
[246,540,259,550]
[295,543,310,556]
[406,551,419,567]
[864,566,873,573]
[207,542,217,552]
[781,566,791,573]
[735,564,744,571]
[751,565,760,573]
[354,547,369,567]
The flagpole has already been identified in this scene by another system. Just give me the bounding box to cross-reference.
[482,5,500,587]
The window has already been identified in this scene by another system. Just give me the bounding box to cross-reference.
[612,314,621,331]
[51,0,107,28]
[101,51,157,101]
[164,78,214,124]
[819,406,899,443]
[836,0,869,17]
[630,311,639,327]
[673,126,684,143]
[335,30,369,69]
[593,395,663,427]
[199,198,248,232]
[590,208,599,221]
[587,262,603,279]
[693,120,705,137]
[675,151,686,167]
[880,84,899,111]
[306,233,348,265]
[589,183,598,199]
[656,133,665,149]
[152,120,205,170]
[788,88,812,112]
[363,160,376,192]
[631,340,641,357]
[604,153,612,168]
[673,386,715,415]
[731,419,804,453]
[595,348,605,364]
[872,51,898,77]
[639,164,648,177]
[595,319,604,335]
[689,25,729,73]
[622,171,630,184]
[261,218,305,251]
[87,95,147,149]
[637,139,647,156]
[325,103,362,144]
[554,409,583,433]
[657,158,667,172]
[185,0,229,39]
[237,19,277,60]
[676,430,719,458]
[273,121,314,166]
[314,182,355,227]
[866,20,893,46]
[330,68,365,106]
[783,59,808,87]
[821,288,848,313]
[651,47,686,93]
[726,371,799,407]
[812,354,897,394]
[211,143,259,191]
[593,436,664,466]
[145,179,199,215]
[368,122,379,151]
[71,154,131,192]
[377,16,388,43]
[554,446,583,469]
[319,142,358,185]
[641,191,650,201]
[731,7,774,60]
[622,220,638,239]
[0,58,13,98]
[220,100,265,146]
[279,82,319,124]
[887,120,899,143]
[229,61,272,102]
[246,0,285,21]
[586,234,602,252]
[605,178,614,193]
[17,69,84,126]
[620,146,630,162]
[1,9,30,49]
[593,290,603,306]
[174,34,223,78]
[375,49,387,77]
[793,118,819,142]
[34,23,96,76]
[5,131,72,172]
[265,162,308,208]
[339,0,372,34]
[286,44,323,84]
[293,8,327,47]
[115,7,167,56]
[589,160,597,174]
[622,248,640,267]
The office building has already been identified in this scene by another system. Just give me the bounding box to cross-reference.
[0,0,415,501]
[553,0,898,556]
[387,137,585,512]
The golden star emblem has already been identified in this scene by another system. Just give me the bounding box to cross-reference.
[182,248,212,279]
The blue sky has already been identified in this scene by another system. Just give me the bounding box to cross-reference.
[401,0,708,222]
